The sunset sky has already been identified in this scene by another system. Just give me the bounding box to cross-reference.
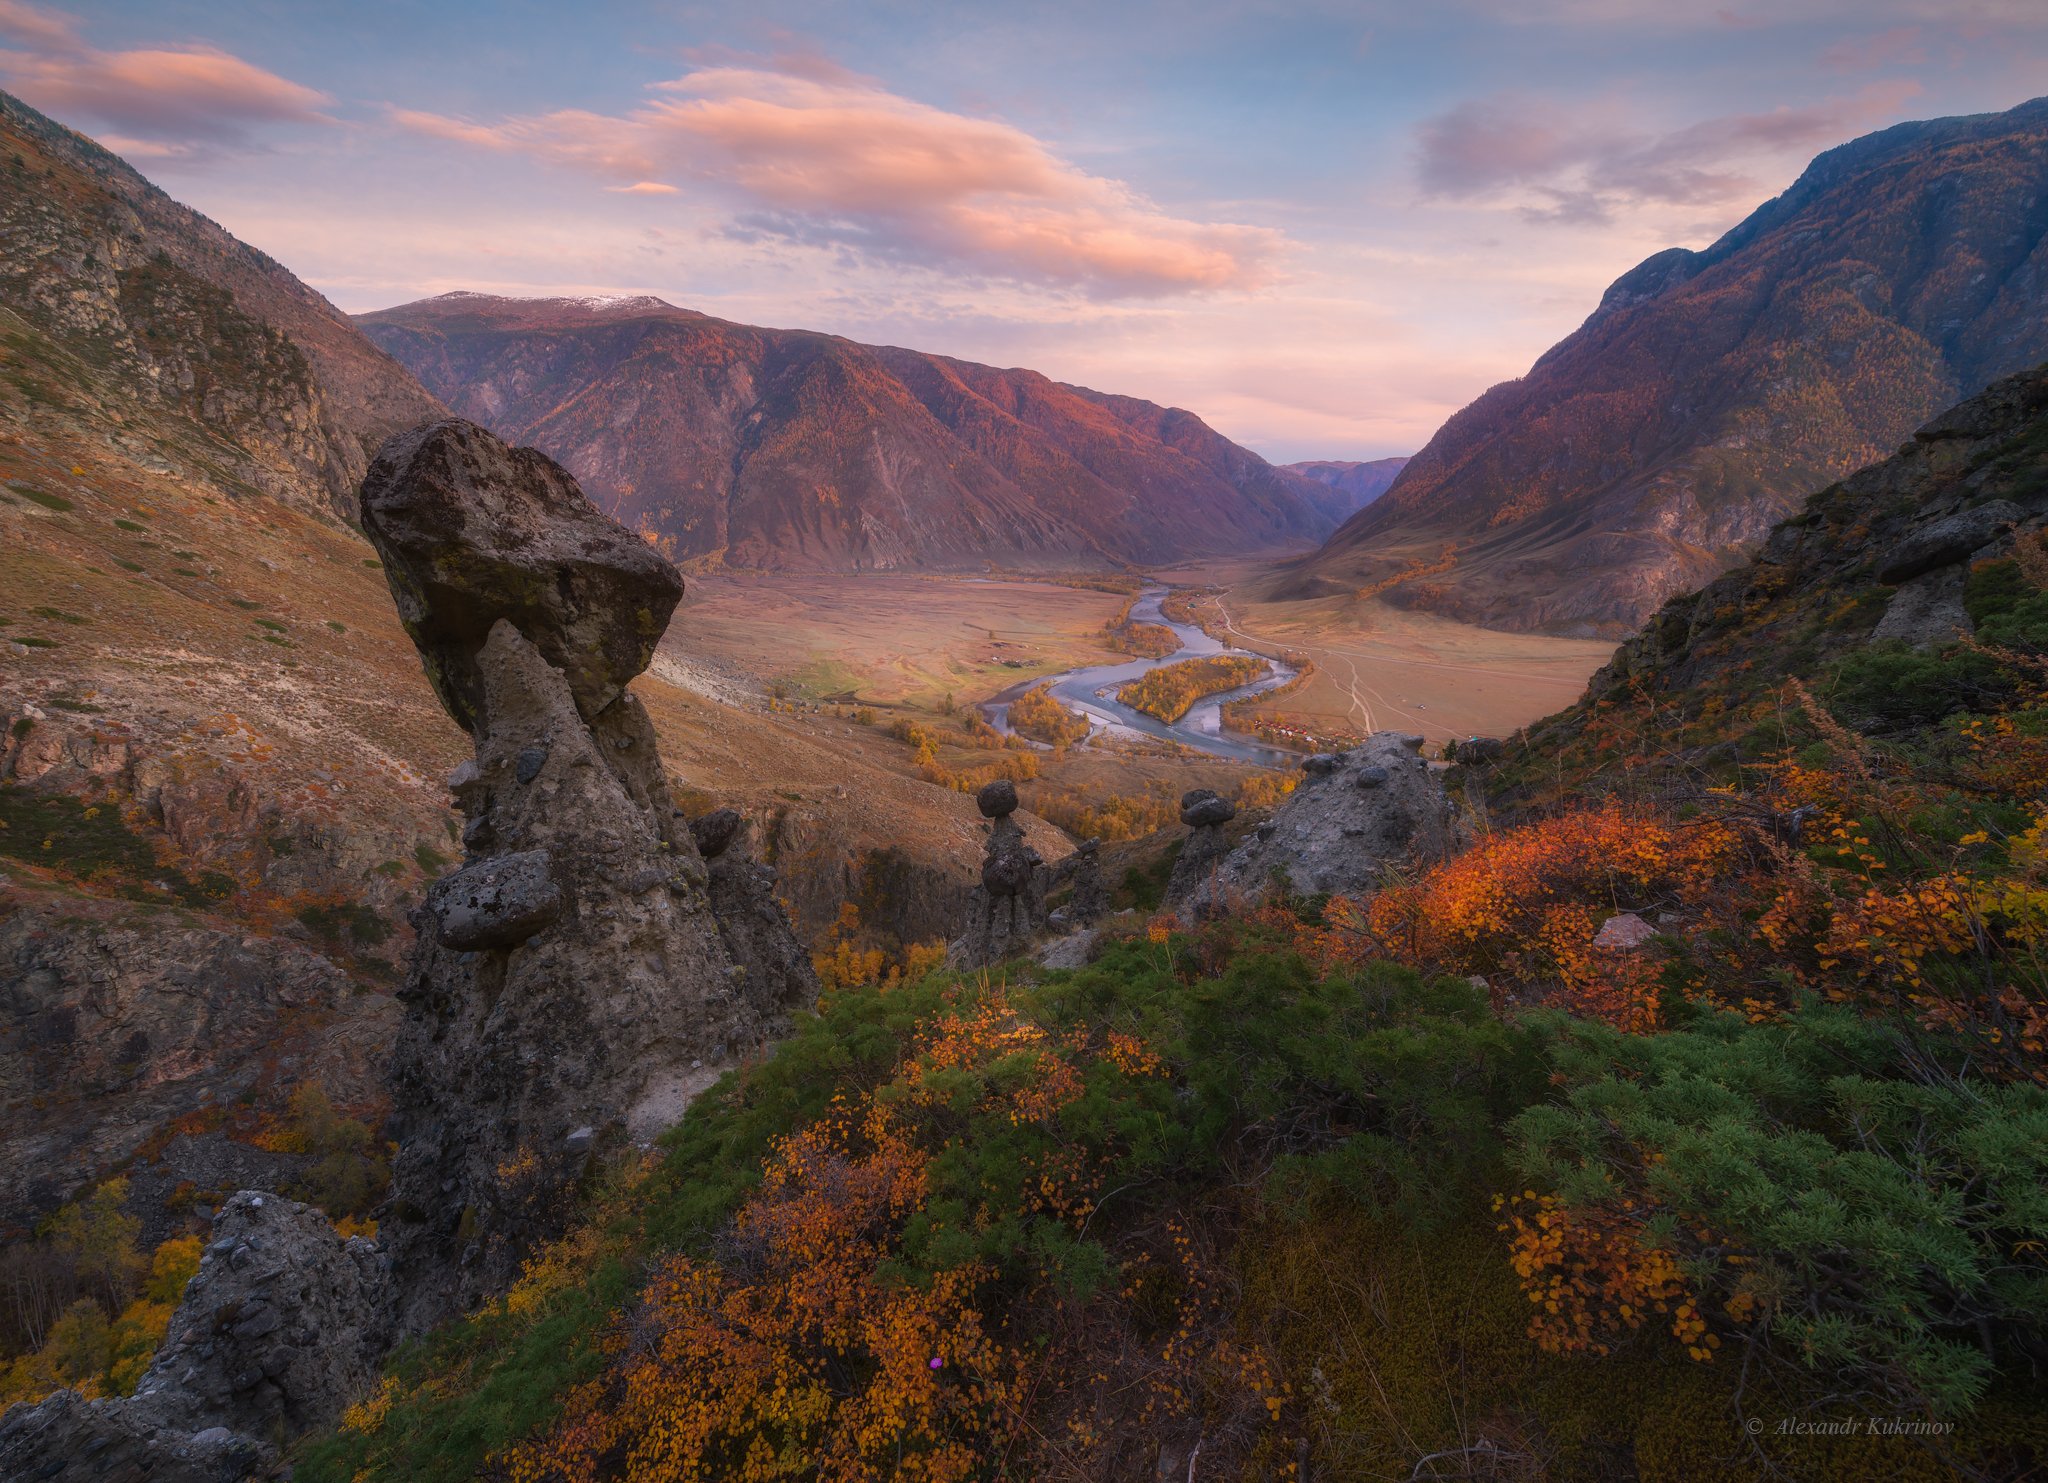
[8,1,2045,461]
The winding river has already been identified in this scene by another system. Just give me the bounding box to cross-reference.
[983,587,1299,766]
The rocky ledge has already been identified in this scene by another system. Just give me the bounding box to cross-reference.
[1174,733,1458,918]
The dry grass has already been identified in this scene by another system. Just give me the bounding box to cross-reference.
[1195,579,1612,747]
[676,571,1131,711]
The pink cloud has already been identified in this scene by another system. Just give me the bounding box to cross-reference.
[0,0,330,149]
[391,66,1283,298]
[1821,27,1928,71]
[1415,82,1923,225]
[608,181,679,195]
[0,0,74,50]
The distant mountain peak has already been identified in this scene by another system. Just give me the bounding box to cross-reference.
[1282,457,1410,517]
[395,291,706,324]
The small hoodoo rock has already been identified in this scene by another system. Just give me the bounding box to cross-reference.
[1164,788,1238,913]
[950,779,1051,967]
[690,806,820,1017]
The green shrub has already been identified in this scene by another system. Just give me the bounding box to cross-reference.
[295,901,391,947]
[1512,1002,2048,1418]
[1827,643,2011,732]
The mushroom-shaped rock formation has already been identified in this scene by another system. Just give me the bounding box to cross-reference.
[359,417,684,732]
[1048,836,1109,930]
[950,781,1050,967]
[687,806,819,1018]
[360,420,804,1332]
[1165,788,1239,911]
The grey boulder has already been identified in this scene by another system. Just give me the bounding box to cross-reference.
[427,849,562,950]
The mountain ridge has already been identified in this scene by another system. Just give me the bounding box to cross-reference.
[0,90,443,516]
[1283,456,1409,515]
[358,292,1346,570]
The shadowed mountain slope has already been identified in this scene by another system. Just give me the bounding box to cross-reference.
[359,293,1342,571]
[1288,95,2048,637]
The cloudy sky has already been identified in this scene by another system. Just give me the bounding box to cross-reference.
[5,2,2044,460]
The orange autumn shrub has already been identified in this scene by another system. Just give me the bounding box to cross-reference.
[1307,804,1739,1030]
[812,903,947,997]
[1496,1193,1727,1362]
[506,986,1281,1482]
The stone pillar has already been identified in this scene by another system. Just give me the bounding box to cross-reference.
[950,779,1049,967]
[1165,787,1236,915]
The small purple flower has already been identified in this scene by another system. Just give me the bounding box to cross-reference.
[929,1356,945,1370]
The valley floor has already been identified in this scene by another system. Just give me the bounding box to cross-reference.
[678,565,1614,751]
[1156,560,1616,746]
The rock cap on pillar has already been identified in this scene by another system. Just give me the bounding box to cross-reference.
[358,418,684,731]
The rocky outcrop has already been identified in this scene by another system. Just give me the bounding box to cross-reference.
[1181,736,1456,917]
[691,808,818,1019]
[0,1192,389,1482]
[0,895,380,1230]
[1869,566,1973,649]
[1876,500,2021,585]
[950,781,1052,968]
[363,420,799,1331]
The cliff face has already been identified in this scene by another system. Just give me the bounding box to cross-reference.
[1291,95,2048,637]
[358,293,1341,570]
[0,90,459,1233]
